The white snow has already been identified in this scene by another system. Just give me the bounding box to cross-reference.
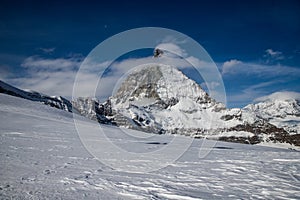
[216,131,254,138]
[1,93,300,199]
[156,64,207,101]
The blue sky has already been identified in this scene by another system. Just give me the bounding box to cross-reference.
[0,0,300,107]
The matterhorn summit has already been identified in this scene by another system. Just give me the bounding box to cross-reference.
[110,64,240,135]
[112,64,215,108]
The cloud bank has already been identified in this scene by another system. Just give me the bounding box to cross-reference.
[221,59,300,77]
[255,91,300,102]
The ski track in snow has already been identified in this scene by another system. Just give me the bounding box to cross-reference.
[1,94,300,199]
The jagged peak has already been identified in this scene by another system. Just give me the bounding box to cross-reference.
[112,64,210,106]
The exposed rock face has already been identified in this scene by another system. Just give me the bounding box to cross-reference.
[113,65,163,104]
[226,121,289,144]
[153,48,163,58]
[72,97,112,124]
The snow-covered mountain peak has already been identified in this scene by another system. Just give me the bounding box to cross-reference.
[244,91,300,118]
[156,64,209,101]
[107,64,235,133]
[112,64,213,108]
[243,91,300,135]
[112,65,163,105]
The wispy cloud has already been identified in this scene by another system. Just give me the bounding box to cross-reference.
[254,91,300,102]
[264,48,285,63]
[221,58,300,107]
[6,55,84,98]
[38,47,56,54]
[221,60,300,78]
[265,49,283,58]
[227,81,278,107]
[155,43,188,58]
[21,55,82,71]
[222,59,242,75]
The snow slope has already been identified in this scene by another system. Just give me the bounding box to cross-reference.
[1,93,300,199]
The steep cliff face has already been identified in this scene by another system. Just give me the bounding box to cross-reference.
[72,97,113,124]
[112,64,214,106]
[109,64,233,133]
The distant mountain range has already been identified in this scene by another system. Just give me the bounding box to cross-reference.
[1,65,299,149]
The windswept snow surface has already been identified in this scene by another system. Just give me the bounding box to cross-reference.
[1,94,300,199]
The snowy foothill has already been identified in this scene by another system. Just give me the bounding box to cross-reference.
[1,93,300,199]
[245,91,300,135]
